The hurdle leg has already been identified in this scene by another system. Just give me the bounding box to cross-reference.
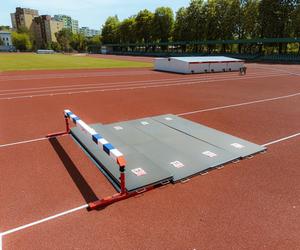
[46,116,70,137]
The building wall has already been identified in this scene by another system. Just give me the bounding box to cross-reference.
[54,15,78,34]
[0,32,13,46]
[71,19,78,34]
[33,15,63,48]
[11,7,39,32]
[10,13,17,29]
[79,27,100,37]
[49,19,64,42]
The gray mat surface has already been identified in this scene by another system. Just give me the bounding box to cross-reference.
[152,114,266,157]
[71,114,265,191]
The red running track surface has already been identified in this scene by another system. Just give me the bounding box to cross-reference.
[0,61,300,250]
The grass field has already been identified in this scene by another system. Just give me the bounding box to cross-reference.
[0,53,152,71]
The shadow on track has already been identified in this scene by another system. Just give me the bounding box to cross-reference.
[48,137,99,203]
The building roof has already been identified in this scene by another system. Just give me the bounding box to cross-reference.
[169,56,243,62]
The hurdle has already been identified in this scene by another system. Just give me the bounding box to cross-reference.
[46,110,147,210]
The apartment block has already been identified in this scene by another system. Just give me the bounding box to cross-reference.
[54,15,79,34]
[79,27,100,37]
[33,15,64,48]
[10,7,39,32]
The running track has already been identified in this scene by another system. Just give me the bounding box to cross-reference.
[0,61,299,249]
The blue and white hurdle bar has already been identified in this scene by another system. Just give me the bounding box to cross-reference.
[46,109,145,210]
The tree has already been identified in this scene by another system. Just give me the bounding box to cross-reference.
[119,17,136,43]
[0,39,3,46]
[71,33,87,52]
[152,7,174,42]
[259,0,297,38]
[11,32,32,51]
[203,0,219,41]
[135,9,154,43]
[173,7,189,41]
[55,28,73,52]
[101,16,120,44]
[0,26,10,31]
[185,0,206,41]
[239,0,260,39]
[51,41,61,51]
[292,2,300,37]
[17,26,30,34]
[87,35,101,46]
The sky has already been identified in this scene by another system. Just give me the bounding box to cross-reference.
[1,0,190,30]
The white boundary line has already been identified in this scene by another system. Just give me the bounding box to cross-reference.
[0,72,245,93]
[0,91,299,149]
[0,72,288,100]
[0,137,48,148]
[177,92,300,116]
[1,204,88,237]
[0,70,154,82]
[262,132,300,146]
[250,65,300,76]
[0,131,299,242]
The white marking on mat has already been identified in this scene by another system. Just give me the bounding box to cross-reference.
[170,161,185,168]
[1,204,88,237]
[178,92,300,116]
[165,117,173,121]
[202,151,217,158]
[231,143,245,149]
[131,168,147,176]
[114,126,123,130]
[0,234,2,250]
[141,121,149,125]
[262,132,300,146]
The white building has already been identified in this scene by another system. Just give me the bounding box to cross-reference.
[79,27,100,37]
[0,31,13,46]
[154,56,245,74]
[54,14,79,34]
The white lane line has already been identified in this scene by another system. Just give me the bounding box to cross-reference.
[0,73,288,100]
[0,70,153,82]
[1,204,88,237]
[0,73,240,95]
[1,90,299,149]
[262,132,300,146]
[0,134,69,149]
[0,133,298,241]
[177,92,300,116]
[251,65,300,76]
[0,71,270,94]
[0,137,48,148]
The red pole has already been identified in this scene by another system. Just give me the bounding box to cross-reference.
[119,166,126,194]
[65,116,70,133]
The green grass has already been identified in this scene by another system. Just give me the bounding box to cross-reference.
[0,53,152,71]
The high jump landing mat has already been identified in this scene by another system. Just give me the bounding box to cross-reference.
[70,115,266,192]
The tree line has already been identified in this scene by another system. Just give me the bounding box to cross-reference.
[101,0,300,45]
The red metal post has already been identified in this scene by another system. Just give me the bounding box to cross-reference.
[65,115,70,133]
[46,114,71,138]
[120,167,126,195]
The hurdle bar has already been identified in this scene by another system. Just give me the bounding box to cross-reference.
[47,109,134,209]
